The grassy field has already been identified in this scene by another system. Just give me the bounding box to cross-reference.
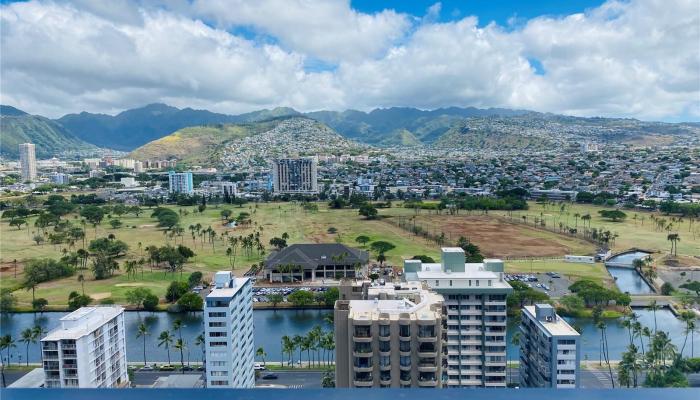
[492,202,700,258]
[4,199,686,308]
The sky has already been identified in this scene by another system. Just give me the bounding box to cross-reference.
[0,0,698,121]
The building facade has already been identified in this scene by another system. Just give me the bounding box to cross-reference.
[41,306,128,388]
[405,248,513,388]
[51,172,71,185]
[335,281,444,388]
[264,243,369,282]
[168,171,194,194]
[19,143,37,182]
[271,158,318,194]
[204,271,255,388]
[519,304,580,388]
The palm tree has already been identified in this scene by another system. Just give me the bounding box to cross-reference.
[0,335,16,367]
[648,301,659,333]
[19,329,35,366]
[256,346,267,367]
[679,312,696,359]
[31,326,46,358]
[172,319,183,342]
[667,233,680,256]
[293,335,303,367]
[194,333,205,365]
[597,321,615,387]
[77,274,85,295]
[136,323,149,366]
[158,331,174,365]
[174,339,186,371]
[301,336,312,369]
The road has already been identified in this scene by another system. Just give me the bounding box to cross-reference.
[257,370,324,389]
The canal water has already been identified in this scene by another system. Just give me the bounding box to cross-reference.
[605,251,654,294]
[1,308,697,364]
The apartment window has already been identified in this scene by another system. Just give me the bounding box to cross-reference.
[208,312,226,318]
[210,380,229,386]
[435,280,439,287]
[475,280,480,287]
[399,324,411,337]
[488,280,492,287]
[558,339,576,345]
[379,325,390,337]
[449,280,453,286]
[209,322,225,327]
[210,371,227,376]
[468,280,472,286]
[210,361,227,367]
[209,332,227,337]
[400,340,411,352]
[380,355,390,367]
[210,341,227,347]
[400,356,411,367]
[379,340,390,352]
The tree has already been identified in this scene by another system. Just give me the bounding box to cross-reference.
[31,298,48,313]
[369,241,395,254]
[19,328,36,366]
[323,287,339,306]
[559,294,585,314]
[80,205,105,227]
[660,282,674,296]
[125,287,152,311]
[358,203,378,219]
[187,271,203,288]
[680,281,700,297]
[68,291,91,310]
[136,323,149,366]
[109,219,122,229]
[411,255,435,263]
[598,209,627,222]
[667,233,680,256]
[0,290,16,313]
[268,293,284,307]
[158,330,174,365]
[174,338,186,370]
[288,290,314,307]
[143,293,159,311]
[9,218,26,230]
[0,335,16,367]
[354,235,370,246]
[256,346,267,367]
[166,281,189,302]
[177,292,203,312]
[269,237,288,250]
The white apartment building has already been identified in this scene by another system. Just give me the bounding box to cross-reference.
[204,271,255,388]
[18,143,37,182]
[168,171,193,194]
[405,248,513,388]
[519,304,580,388]
[41,306,128,388]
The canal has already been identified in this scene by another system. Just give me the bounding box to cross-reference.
[1,308,697,364]
[605,251,654,294]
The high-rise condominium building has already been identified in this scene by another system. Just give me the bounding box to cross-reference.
[405,248,513,388]
[204,271,255,388]
[335,281,444,388]
[41,306,128,388]
[168,171,194,194]
[519,304,580,388]
[271,157,318,194]
[18,143,37,182]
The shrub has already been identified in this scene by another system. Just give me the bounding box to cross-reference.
[660,282,674,295]
[166,281,189,302]
[177,292,203,312]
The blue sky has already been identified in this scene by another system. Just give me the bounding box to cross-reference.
[351,0,607,26]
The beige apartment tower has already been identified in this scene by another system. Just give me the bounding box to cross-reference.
[335,281,444,388]
[19,142,37,182]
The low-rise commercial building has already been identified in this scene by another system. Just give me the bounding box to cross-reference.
[265,243,368,282]
[519,304,580,388]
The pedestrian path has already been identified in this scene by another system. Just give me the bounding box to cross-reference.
[590,369,613,388]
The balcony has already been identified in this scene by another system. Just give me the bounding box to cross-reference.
[353,380,374,388]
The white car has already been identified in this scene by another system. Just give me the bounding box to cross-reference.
[254,363,266,371]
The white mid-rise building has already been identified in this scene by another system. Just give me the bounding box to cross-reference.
[519,304,580,388]
[19,143,37,182]
[405,248,513,388]
[41,306,128,388]
[204,271,255,388]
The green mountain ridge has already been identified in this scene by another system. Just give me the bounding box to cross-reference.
[1,108,97,159]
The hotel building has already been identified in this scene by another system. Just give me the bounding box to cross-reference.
[271,157,318,194]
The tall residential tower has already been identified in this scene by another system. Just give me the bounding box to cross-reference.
[271,157,318,194]
[19,142,37,182]
[204,271,255,388]
[405,248,513,388]
[519,304,580,388]
[41,306,128,388]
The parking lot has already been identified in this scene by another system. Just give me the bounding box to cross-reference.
[505,272,572,297]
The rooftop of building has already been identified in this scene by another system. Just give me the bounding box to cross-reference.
[405,248,512,290]
[207,271,250,299]
[265,243,369,270]
[343,281,443,322]
[523,305,580,337]
[42,306,123,341]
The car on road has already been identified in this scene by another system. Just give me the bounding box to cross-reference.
[262,373,278,380]
[181,366,194,371]
[139,366,154,371]
[254,363,266,371]
[159,365,175,371]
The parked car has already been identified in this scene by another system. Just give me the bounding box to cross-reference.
[262,373,278,380]
[159,365,175,371]
[181,366,194,371]
[254,363,266,371]
[140,365,154,371]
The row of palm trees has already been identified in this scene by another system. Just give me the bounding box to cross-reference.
[280,324,335,368]
[135,318,205,369]
[0,325,46,367]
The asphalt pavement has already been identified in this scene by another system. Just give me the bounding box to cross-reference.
[257,370,324,389]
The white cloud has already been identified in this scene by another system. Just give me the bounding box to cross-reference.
[0,0,698,120]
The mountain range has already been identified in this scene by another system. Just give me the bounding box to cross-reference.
[1,103,698,161]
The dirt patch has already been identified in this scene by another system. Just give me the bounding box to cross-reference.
[407,214,592,258]
[90,292,111,300]
[114,283,146,287]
